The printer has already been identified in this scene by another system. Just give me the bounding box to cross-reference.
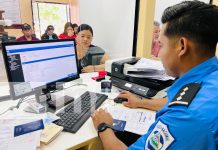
[105,57,174,98]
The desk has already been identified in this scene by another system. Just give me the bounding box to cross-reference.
[0,72,166,150]
[0,72,120,150]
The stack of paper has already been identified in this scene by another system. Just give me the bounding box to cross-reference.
[123,58,175,81]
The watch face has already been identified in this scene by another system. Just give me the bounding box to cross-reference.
[98,123,108,132]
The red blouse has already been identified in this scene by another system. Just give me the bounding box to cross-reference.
[59,34,76,39]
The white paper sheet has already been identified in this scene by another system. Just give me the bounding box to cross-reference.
[123,58,175,81]
[0,131,40,150]
[0,111,44,150]
[106,105,156,135]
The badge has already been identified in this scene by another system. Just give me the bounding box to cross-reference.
[168,83,201,107]
[145,121,174,150]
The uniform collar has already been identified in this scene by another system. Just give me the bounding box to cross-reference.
[167,56,218,101]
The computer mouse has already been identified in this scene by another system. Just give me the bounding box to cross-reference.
[114,97,128,103]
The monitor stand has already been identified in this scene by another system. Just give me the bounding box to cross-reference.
[35,85,74,113]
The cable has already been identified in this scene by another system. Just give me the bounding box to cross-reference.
[0,96,30,116]
[64,83,88,90]
[0,106,16,116]
[1,96,35,116]
[16,96,29,109]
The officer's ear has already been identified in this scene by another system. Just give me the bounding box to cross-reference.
[178,37,188,57]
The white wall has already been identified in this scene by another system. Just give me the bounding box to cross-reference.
[79,0,136,59]
[154,0,211,24]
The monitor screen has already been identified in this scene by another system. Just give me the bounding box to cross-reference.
[2,39,79,99]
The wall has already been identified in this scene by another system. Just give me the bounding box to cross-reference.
[5,0,32,38]
[79,0,136,59]
[136,0,155,58]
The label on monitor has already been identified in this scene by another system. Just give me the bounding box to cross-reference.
[14,82,32,97]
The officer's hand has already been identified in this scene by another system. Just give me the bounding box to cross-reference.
[91,108,113,129]
[118,91,141,108]
[82,65,94,73]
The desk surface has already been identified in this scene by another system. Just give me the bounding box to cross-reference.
[0,73,121,150]
[0,72,166,150]
[41,73,121,150]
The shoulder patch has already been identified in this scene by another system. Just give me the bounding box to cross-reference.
[168,83,201,107]
[145,121,174,150]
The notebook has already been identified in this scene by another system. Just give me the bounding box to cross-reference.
[40,123,63,144]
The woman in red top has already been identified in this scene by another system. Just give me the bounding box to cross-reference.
[59,22,78,39]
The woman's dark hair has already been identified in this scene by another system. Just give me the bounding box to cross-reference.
[63,22,74,35]
[42,25,54,36]
[72,23,78,28]
[46,25,54,31]
[161,1,218,54]
[77,24,93,36]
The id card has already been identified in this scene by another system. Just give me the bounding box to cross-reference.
[113,119,126,131]
[14,119,44,137]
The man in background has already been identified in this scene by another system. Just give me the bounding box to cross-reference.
[16,23,39,42]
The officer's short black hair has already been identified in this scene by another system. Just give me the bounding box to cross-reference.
[161,1,218,55]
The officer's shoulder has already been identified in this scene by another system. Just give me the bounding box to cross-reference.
[168,83,201,107]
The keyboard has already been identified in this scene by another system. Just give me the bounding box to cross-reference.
[54,91,108,133]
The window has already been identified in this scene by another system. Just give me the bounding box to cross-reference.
[32,2,70,39]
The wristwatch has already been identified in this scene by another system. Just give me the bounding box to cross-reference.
[97,123,113,133]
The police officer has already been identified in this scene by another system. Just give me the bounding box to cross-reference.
[91,1,218,149]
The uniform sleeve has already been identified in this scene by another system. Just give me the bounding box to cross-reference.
[127,106,216,150]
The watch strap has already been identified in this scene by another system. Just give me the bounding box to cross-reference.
[97,123,113,133]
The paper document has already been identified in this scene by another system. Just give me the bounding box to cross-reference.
[106,105,156,135]
[134,58,164,71]
[0,111,45,150]
[0,130,40,150]
[123,58,175,81]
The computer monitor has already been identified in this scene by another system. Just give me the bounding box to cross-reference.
[1,39,79,100]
